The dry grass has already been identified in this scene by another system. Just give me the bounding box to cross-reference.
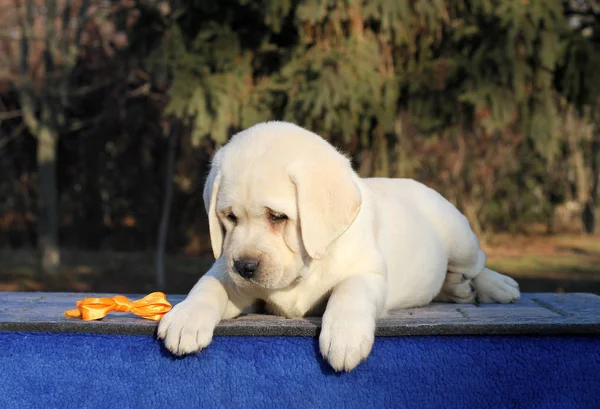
[0,249,212,294]
[485,234,600,293]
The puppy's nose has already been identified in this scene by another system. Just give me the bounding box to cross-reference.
[233,259,259,279]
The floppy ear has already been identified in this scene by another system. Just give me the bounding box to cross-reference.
[203,155,224,260]
[289,159,362,260]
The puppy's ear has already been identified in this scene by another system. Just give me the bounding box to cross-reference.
[203,153,224,259]
[289,158,361,259]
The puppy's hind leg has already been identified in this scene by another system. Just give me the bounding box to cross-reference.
[441,227,520,304]
[434,272,476,304]
[435,219,485,304]
[423,191,519,304]
[443,236,519,304]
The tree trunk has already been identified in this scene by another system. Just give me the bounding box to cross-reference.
[155,121,180,290]
[37,104,61,274]
[566,116,590,206]
[583,137,600,234]
[80,131,105,248]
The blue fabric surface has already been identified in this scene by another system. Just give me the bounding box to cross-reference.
[0,332,598,409]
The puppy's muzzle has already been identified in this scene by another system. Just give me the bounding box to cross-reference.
[233,259,260,279]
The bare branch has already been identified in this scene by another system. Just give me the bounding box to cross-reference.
[64,0,91,68]
[14,0,40,135]
[127,83,151,98]
[44,0,57,74]
[74,0,91,45]
[61,0,72,58]
[0,110,22,120]
[15,0,32,77]
[0,123,26,153]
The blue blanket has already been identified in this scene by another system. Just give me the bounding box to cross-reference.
[1,332,598,408]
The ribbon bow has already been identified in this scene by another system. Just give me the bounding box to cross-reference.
[64,292,172,321]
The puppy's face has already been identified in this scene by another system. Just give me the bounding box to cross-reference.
[203,122,363,291]
[216,171,309,289]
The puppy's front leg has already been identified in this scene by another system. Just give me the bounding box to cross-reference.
[158,260,254,355]
[320,273,386,372]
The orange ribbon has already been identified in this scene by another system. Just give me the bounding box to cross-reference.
[64,292,172,321]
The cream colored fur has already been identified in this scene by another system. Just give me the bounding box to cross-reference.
[158,121,520,372]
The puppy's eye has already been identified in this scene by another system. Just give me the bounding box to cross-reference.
[269,212,288,223]
[225,213,238,224]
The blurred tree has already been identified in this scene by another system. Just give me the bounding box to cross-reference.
[154,0,577,236]
[2,0,155,272]
[155,119,181,290]
[557,0,600,233]
[13,0,95,274]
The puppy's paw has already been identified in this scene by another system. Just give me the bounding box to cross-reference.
[157,300,220,356]
[474,268,520,304]
[319,310,375,372]
[434,272,476,304]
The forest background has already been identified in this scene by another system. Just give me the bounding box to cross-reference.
[1,0,599,294]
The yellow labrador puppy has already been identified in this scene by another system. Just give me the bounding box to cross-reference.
[158,121,520,371]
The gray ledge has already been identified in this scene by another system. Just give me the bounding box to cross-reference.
[1,292,599,337]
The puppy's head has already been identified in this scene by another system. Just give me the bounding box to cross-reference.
[203,122,362,289]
